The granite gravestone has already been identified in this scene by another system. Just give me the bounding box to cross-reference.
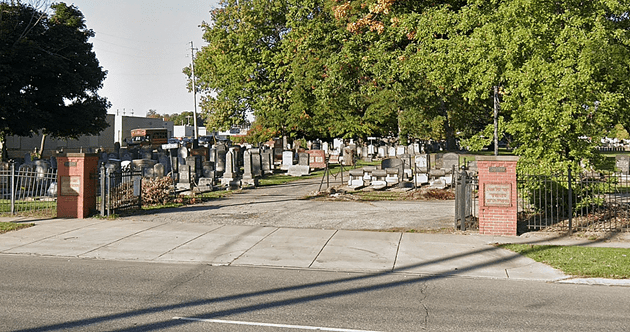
[616,155,629,173]
[442,153,459,173]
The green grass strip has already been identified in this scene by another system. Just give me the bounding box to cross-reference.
[499,244,630,279]
[0,222,34,234]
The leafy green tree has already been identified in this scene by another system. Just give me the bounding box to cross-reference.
[458,0,630,170]
[187,0,290,134]
[0,2,110,158]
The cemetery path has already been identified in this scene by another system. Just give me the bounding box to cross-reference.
[120,177,455,231]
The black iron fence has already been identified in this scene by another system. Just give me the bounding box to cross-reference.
[99,167,143,216]
[0,163,57,217]
[518,169,630,233]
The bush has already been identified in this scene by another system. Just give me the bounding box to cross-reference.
[141,176,174,206]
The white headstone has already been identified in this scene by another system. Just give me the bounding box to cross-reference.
[282,151,294,170]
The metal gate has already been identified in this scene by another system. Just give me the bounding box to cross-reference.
[454,170,478,230]
[99,167,143,216]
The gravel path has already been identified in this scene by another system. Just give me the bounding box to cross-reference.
[119,177,456,231]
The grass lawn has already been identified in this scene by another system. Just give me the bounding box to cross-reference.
[258,161,378,187]
[0,222,34,234]
[499,244,630,279]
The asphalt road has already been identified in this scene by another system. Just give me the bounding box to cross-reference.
[2,255,629,332]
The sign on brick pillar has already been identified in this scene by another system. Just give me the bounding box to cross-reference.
[57,153,99,218]
[476,156,519,236]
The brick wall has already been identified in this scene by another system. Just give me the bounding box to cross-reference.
[477,156,519,236]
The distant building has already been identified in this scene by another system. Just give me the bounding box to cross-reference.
[6,114,177,159]
[6,114,116,159]
[115,114,173,146]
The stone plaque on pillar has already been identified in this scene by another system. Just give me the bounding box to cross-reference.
[57,153,99,218]
[477,156,519,236]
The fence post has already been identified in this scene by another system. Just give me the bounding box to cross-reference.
[100,166,106,216]
[459,169,467,231]
[106,166,111,217]
[567,166,573,235]
[10,162,15,215]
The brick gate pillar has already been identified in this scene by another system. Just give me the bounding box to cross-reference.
[476,156,519,236]
[57,153,99,218]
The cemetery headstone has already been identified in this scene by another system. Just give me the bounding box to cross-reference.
[415,154,429,173]
[287,165,310,177]
[397,146,406,156]
[241,150,257,187]
[221,149,240,189]
[197,178,214,192]
[616,155,630,173]
[153,163,165,178]
[433,153,444,169]
[251,148,263,177]
[388,146,396,157]
[342,146,355,166]
[202,161,215,180]
[282,150,294,170]
[261,149,274,174]
[377,146,386,158]
[381,158,404,178]
[307,150,326,169]
[322,142,329,154]
[348,169,365,188]
[442,153,459,173]
[298,152,310,167]
[370,169,387,189]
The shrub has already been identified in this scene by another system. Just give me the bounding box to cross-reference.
[142,176,174,206]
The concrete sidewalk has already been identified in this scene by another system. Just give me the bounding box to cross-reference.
[0,218,576,282]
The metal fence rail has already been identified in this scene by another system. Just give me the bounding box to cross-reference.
[0,163,57,217]
[518,169,630,233]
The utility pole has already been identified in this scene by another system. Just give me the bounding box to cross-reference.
[493,86,500,157]
[190,41,199,139]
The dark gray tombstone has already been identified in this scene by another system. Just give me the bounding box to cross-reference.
[49,156,57,169]
[139,149,152,160]
[158,154,171,175]
[616,155,630,173]
[178,165,191,185]
[153,163,165,178]
[214,144,227,174]
[251,148,263,177]
[261,149,273,174]
[202,161,215,179]
[381,158,404,178]
[241,150,257,187]
[433,153,444,169]
[442,153,459,172]
[400,153,413,180]
[114,142,121,155]
[121,151,133,162]
[298,152,310,167]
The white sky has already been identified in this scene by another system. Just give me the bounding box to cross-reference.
[68,0,220,117]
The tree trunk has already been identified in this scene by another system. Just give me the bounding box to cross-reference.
[39,134,47,159]
[0,132,7,161]
[441,100,457,151]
